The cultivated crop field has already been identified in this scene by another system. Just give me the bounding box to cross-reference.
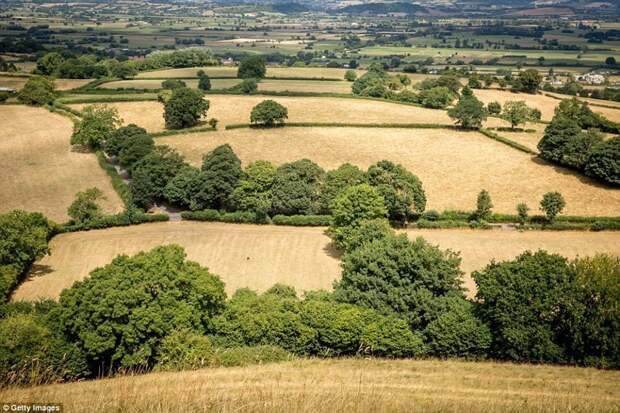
[0,105,123,222]
[69,95,454,131]
[474,89,620,122]
[159,126,620,216]
[13,222,620,301]
[2,356,619,413]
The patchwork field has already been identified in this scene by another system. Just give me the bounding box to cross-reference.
[2,358,618,413]
[0,105,123,222]
[69,95,454,131]
[12,222,620,301]
[474,89,620,122]
[159,126,620,216]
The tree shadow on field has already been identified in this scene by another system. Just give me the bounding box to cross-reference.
[28,264,54,278]
[323,241,343,260]
[530,156,615,189]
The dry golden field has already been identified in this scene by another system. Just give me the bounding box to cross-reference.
[12,222,340,301]
[483,118,546,152]
[0,105,123,222]
[99,79,352,94]
[69,95,453,132]
[99,78,241,90]
[545,91,620,109]
[13,222,620,301]
[474,89,620,122]
[159,126,620,216]
[135,66,363,79]
[0,76,92,91]
[2,358,619,413]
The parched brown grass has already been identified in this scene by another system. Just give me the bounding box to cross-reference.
[159,127,620,216]
[0,76,92,91]
[0,105,123,222]
[403,228,620,293]
[136,66,363,79]
[69,95,453,132]
[99,79,352,94]
[13,221,340,301]
[2,358,619,413]
[12,222,620,301]
[99,78,241,90]
[474,89,620,122]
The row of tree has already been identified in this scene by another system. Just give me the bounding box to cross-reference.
[1,202,617,385]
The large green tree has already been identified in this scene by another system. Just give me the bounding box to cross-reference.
[448,90,487,129]
[367,160,426,222]
[270,159,325,215]
[230,160,277,215]
[57,245,226,371]
[193,144,243,210]
[237,55,267,79]
[17,76,56,106]
[250,100,288,126]
[70,104,122,149]
[163,87,209,130]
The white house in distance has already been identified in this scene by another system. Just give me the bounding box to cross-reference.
[0,87,16,93]
[574,72,606,85]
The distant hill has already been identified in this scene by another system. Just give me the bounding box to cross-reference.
[271,2,310,13]
[338,2,426,15]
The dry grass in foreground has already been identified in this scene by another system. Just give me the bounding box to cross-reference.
[1,358,619,413]
[159,127,620,216]
[0,105,123,222]
[12,222,620,301]
[69,95,453,131]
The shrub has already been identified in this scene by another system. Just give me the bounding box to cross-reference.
[502,100,536,129]
[327,184,387,249]
[238,55,266,79]
[198,73,211,91]
[585,136,620,186]
[70,104,122,149]
[118,133,155,171]
[163,87,209,130]
[360,317,426,357]
[130,146,185,208]
[335,234,464,331]
[17,76,56,106]
[487,101,501,115]
[367,160,426,222]
[57,245,226,372]
[419,86,453,109]
[211,292,314,354]
[104,124,148,157]
[0,313,88,385]
[232,78,258,94]
[517,202,529,224]
[448,91,487,129]
[540,191,566,223]
[0,92,10,102]
[155,329,215,371]
[320,164,367,214]
[213,345,292,367]
[569,255,620,367]
[0,210,52,300]
[67,187,104,224]
[271,215,331,226]
[538,115,582,164]
[474,250,576,362]
[516,69,542,93]
[163,165,202,209]
[250,100,288,126]
[161,79,187,90]
[344,69,357,82]
[423,296,491,358]
[475,190,493,221]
